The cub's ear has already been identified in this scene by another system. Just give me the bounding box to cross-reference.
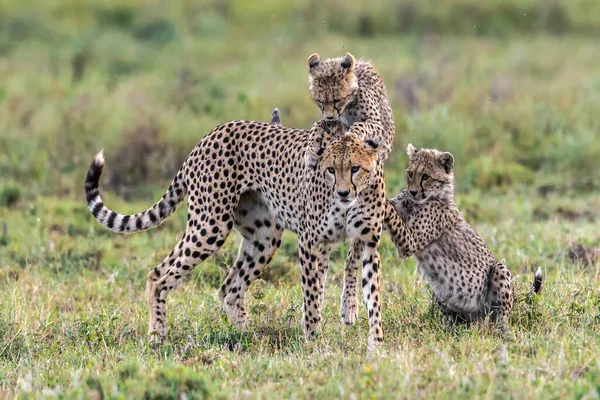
[439,152,454,173]
[406,143,418,159]
[307,53,321,71]
[341,52,355,74]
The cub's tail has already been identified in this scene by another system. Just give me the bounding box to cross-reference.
[270,108,282,127]
[531,267,543,295]
[85,150,187,233]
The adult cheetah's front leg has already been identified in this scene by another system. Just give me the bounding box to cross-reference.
[361,237,384,351]
[339,239,362,325]
[316,243,333,315]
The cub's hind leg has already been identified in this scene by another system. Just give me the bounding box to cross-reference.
[486,260,513,333]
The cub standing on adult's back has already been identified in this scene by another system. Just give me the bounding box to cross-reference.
[306,52,397,325]
[389,144,543,331]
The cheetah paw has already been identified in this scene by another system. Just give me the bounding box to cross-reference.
[223,295,248,328]
[148,330,165,348]
[367,335,383,354]
[340,296,359,326]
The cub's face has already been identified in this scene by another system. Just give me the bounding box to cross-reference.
[320,133,378,208]
[307,52,359,121]
[403,144,455,203]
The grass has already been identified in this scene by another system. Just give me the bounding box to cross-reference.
[1,194,599,398]
[1,0,600,398]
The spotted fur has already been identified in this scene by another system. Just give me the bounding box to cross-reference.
[85,151,186,233]
[85,119,404,350]
[307,52,397,325]
[388,144,543,331]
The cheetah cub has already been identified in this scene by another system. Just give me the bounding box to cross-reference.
[389,144,543,331]
[307,52,397,325]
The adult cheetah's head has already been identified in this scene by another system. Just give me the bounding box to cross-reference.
[307,52,359,121]
[404,144,454,203]
[320,132,378,208]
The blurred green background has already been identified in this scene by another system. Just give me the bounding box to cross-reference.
[1,1,600,398]
[1,0,599,204]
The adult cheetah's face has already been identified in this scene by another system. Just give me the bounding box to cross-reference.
[404,144,455,203]
[307,52,359,121]
[320,133,378,208]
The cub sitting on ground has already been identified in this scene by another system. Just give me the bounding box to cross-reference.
[389,144,543,331]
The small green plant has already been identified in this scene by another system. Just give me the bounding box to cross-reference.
[0,184,22,208]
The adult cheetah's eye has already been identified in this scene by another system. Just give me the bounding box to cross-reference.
[406,170,413,179]
[327,167,335,174]
[315,100,323,108]
[351,166,360,174]
[422,174,430,181]
[333,99,340,105]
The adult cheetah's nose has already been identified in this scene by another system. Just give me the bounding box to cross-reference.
[409,190,418,197]
[338,190,350,198]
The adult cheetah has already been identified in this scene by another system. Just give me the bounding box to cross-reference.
[85,120,412,349]
[306,52,397,325]
[388,144,543,330]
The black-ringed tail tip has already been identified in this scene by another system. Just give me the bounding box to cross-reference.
[84,149,187,234]
[533,267,543,294]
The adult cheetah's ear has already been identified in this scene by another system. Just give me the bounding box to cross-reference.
[406,143,418,159]
[341,52,355,75]
[307,53,321,71]
[439,152,454,173]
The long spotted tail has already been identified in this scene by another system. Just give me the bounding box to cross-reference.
[85,150,187,233]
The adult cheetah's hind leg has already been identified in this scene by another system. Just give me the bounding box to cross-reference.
[221,193,283,326]
[486,259,513,334]
[147,212,235,339]
[146,238,183,341]
[217,191,265,307]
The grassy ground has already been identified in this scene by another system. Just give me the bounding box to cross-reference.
[1,1,600,398]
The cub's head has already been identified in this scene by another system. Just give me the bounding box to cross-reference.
[307,52,359,121]
[404,144,455,203]
[320,132,379,208]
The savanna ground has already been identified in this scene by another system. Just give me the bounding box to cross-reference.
[1,1,599,398]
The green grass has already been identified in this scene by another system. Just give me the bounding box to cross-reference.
[1,0,600,398]
[1,194,599,398]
